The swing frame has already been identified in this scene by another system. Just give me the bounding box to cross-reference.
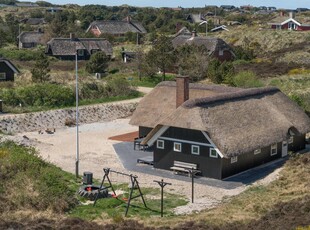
[93,168,147,216]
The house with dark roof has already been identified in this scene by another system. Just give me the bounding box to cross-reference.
[20,18,46,26]
[0,59,20,81]
[86,17,147,37]
[268,12,310,31]
[186,14,205,24]
[45,34,113,60]
[172,31,235,62]
[18,31,44,49]
[130,77,310,179]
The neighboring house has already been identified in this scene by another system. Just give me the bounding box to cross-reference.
[172,31,235,62]
[20,18,46,26]
[18,31,44,49]
[86,17,147,37]
[130,77,310,179]
[45,34,113,60]
[210,25,229,32]
[268,12,310,30]
[186,14,205,24]
[174,27,192,37]
[46,7,63,13]
[15,2,39,7]
[121,51,136,63]
[220,5,236,11]
[0,59,20,81]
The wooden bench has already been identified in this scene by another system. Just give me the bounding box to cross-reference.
[170,161,199,176]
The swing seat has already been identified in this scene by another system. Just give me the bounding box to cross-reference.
[111,194,118,198]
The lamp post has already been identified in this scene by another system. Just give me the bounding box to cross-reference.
[199,20,208,37]
[75,51,79,178]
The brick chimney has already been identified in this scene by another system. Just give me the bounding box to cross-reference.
[279,11,285,17]
[126,16,131,23]
[176,76,189,108]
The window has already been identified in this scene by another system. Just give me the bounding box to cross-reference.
[288,136,293,144]
[0,73,6,80]
[231,156,238,163]
[219,50,224,56]
[254,149,261,155]
[209,148,218,158]
[191,145,200,155]
[173,142,182,152]
[157,140,164,149]
[271,144,277,156]
[77,49,84,56]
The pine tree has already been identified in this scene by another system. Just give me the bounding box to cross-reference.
[31,52,50,83]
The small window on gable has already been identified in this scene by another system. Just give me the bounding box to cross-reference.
[77,49,84,56]
[254,149,261,155]
[219,50,224,56]
[174,142,182,152]
[209,148,218,158]
[288,136,293,144]
[191,145,200,155]
[0,73,6,80]
[231,156,238,163]
[271,144,277,156]
[157,140,164,149]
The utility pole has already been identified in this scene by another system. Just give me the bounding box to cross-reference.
[75,52,79,178]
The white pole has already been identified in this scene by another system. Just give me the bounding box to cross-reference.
[75,53,79,178]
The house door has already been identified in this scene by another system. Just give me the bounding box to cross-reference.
[282,141,288,157]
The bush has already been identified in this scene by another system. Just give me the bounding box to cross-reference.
[207,59,234,84]
[230,71,263,88]
[0,83,75,108]
[0,49,41,61]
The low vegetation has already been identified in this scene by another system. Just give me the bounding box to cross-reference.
[0,78,140,113]
[0,141,309,229]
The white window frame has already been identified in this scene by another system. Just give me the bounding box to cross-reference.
[219,50,224,56]
[271,144,277,156]
[191,145,200,155]
[156,140,164,149]
[231,156,238,163]
[209,148,218,158]
[254,149,261,155]
[173,142,182,152]
[0,73,6,80]
[288,136,293,144]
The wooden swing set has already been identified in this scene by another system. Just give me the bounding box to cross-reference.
[93,168,147,216]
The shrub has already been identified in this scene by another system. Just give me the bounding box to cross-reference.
[0,48,41,61]
[230,71,263,88]
[0,83,75,108]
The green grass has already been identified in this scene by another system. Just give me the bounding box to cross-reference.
[70,183,187,220]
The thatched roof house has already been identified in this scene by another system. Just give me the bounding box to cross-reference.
[18,31,44,49]
[45,35,113,60]
[130,77,310,179]
[172,32,235,62]
[0,58,20,81]
[86,17,147,37]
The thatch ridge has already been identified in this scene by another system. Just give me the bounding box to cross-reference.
[183,87,280,108]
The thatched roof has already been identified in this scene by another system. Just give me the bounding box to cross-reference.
[0,59,19,73]
[130,81,241,128]
[87,20,147,35]
[19,31,44,44]
[131,82,310,158]
[46,38,113,56]
[174,27,192,37]
[172,35,234,56]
